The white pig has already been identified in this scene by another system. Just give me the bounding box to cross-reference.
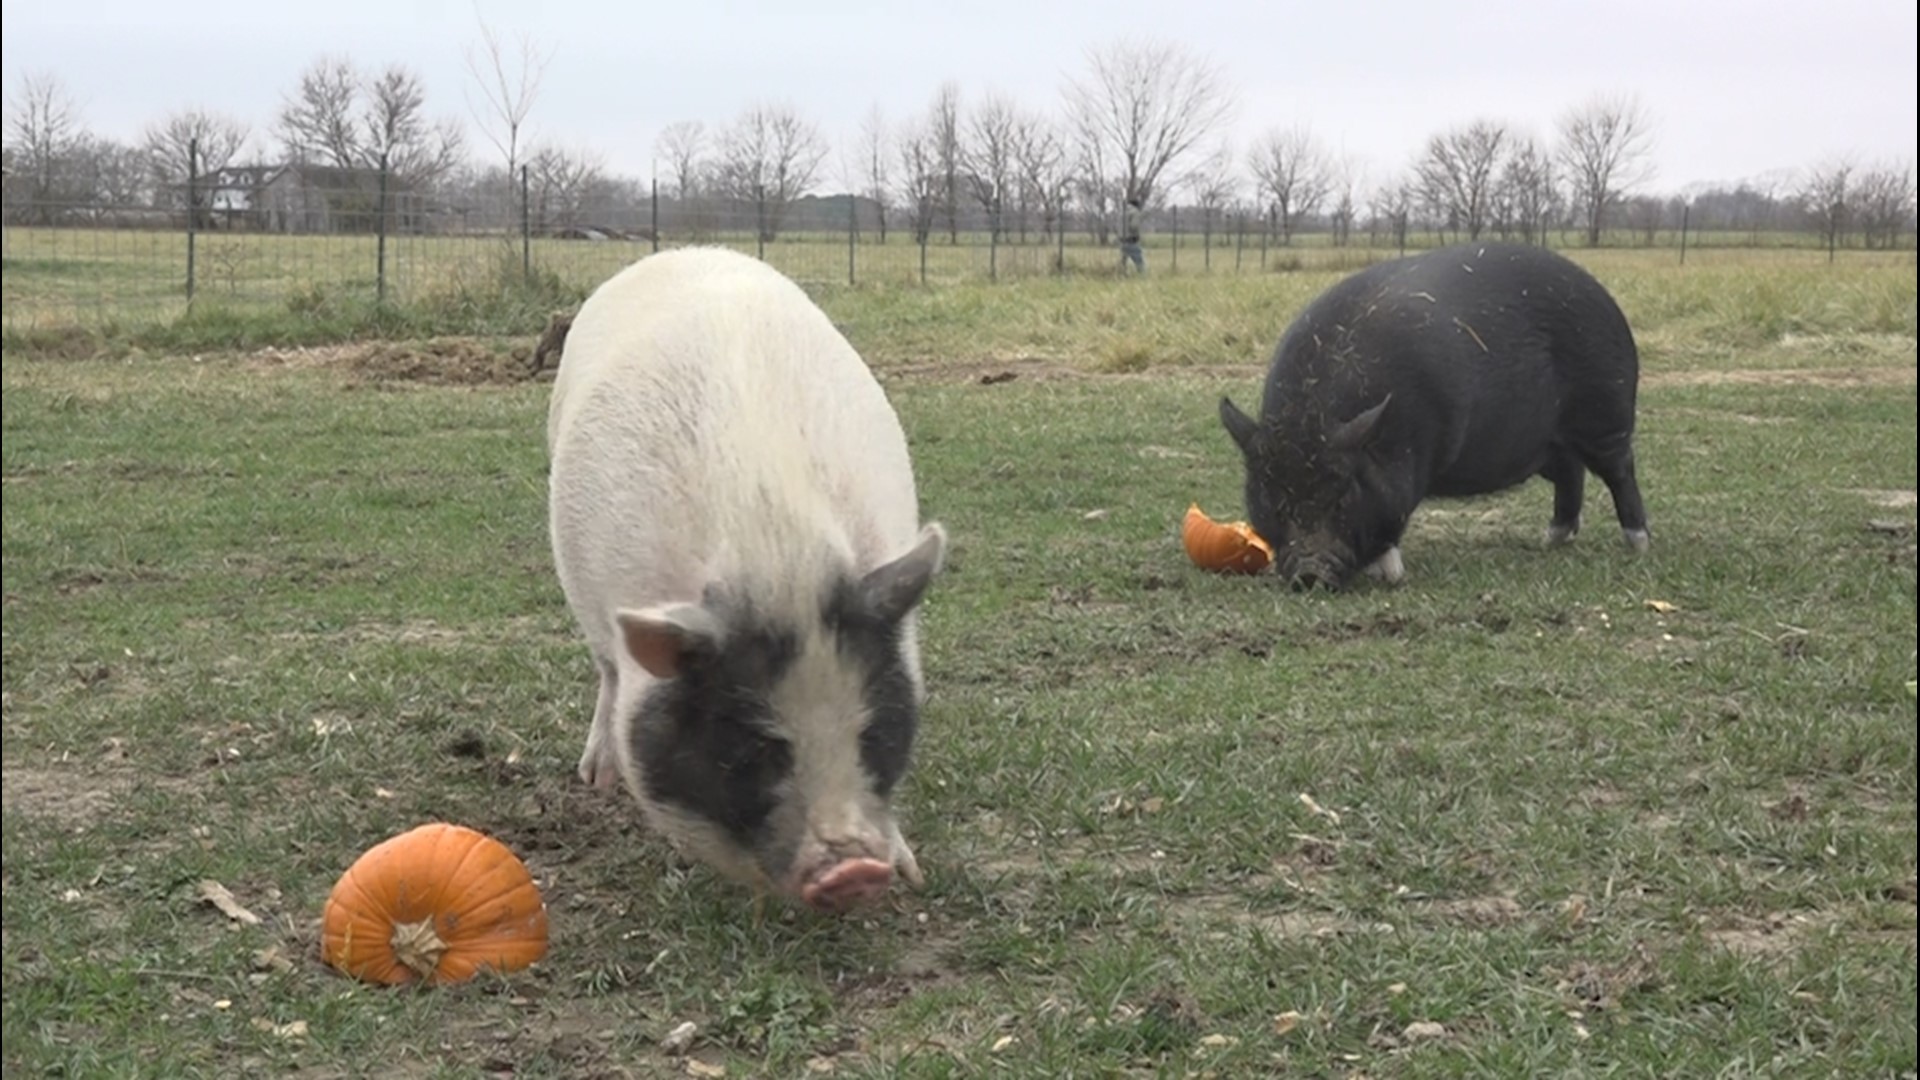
[546,247,947,913]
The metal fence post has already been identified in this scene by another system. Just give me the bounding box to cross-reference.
[1170,205,1178,274]
[988,209,998,282]
[848,194,857,286]
[1056,203,1066,275]
[521,165,531,281]
[650,179,660,254]
[376,151,389,304]
[1679,203,1690,265]
[185,138,198,305]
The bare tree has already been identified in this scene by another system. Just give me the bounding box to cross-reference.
[1010,111,1066,242]
[927,82,963,243]
[463,8,550,225]
[849,106,892,242]
[1496,136,1556,244]
[526,143,605,232]
[363,66,464,184]
[654,121,706,201]
[965,95,1018,241]
[1799,158,1853,256]
[896,119,941,245]
[1063,38,1235,216]
[1850,161,1915,250]
[1369,174,1417,250]
[5,72,84,222]
[1557,94,1655,247]
[1246,126,1330,245]
[1185,140,1239,253]
[71,134,152,218]
[277,57,362,168]
[1416,119,1510,241]
[1327,157,1360,247]
[276,57,461,187]
[143,109,251,227]
[713,103,827,242]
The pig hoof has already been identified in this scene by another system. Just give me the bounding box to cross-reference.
[1546,522,1579,546]
[1363,546,1406,585]
[893,843,926,889]
[1623,527,1651,553]
[577,747,623,790]
[801,858,895,913]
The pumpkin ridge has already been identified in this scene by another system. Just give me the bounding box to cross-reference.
[443,872,543,931]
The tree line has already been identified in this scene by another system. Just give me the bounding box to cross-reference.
[3,33,1913,251]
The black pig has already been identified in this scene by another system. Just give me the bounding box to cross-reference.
[1218,243,1650,589]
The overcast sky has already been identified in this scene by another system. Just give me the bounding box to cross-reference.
[4,0,1914,194]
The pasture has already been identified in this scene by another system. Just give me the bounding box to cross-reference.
[2,250,1915,1077]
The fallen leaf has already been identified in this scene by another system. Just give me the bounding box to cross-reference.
[195,880,261,926]
[1140,796,1165,814]
[991,1035,1016,1053]
[251,946,294,974]
[1561,895,1588,927]
[1644,599,1679,614]
[1198,1033,1238,1048]
[1402,1020,1447,1042]
[1272,1010,1303,1034]
[1385,983,1408,996]
[805,1057,838,1074]
[1081,508,1110,521]
[685,1062,726,1079]
[249,1018,308,1040]
[1769,793,1810,821]
[1298,792,1341,826]
[661,1020,699,1055]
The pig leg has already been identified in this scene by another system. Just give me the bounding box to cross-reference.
[1540,446,1586,546]
[1578,434,1651,552]
[886,818,926,888]
[577,654,623,790]
[1362,546,1406,584]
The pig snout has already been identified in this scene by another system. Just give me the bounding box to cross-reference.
[1282,554,1350,592]
[798,857,896,913]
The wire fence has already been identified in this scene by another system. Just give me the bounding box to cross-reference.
[4,153,1914,332]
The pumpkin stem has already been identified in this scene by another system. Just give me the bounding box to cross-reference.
[390,918,449,981]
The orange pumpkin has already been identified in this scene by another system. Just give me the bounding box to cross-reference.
[321,823,549,986]
[1181,503,1273,574]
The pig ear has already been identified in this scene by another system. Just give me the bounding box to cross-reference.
[1219,396,1259,454]
[861,522,948,624]
[615,603,722,679]
[1328,395,1391,452]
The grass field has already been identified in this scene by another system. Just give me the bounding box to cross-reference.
[2,250,1916,1077]
[4,221,1909,335]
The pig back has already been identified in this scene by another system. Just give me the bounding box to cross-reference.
[546,249,922,636]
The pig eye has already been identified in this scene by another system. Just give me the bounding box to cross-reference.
[726,727,789,774]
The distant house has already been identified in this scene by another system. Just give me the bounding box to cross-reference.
[205,165,277,229]
[198,161,432,233]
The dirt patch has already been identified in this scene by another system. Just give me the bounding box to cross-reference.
[1700,911,1831,959]
[244,338,545,386]
[1642,366,1916,389]
[874,356,1269,385]
[270,615,563,648]
[1414,894,1527,928]
[1842,488,1917,508]
[1174,891,1369,941]
[0,766,128,825]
